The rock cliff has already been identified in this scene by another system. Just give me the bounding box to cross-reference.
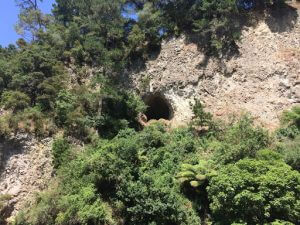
[129,3,300,129]
[0,134,53,221]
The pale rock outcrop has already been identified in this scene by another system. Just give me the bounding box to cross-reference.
[129,4,300,129]
[0,134,53,220]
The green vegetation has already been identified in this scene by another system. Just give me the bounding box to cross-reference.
[208,157,299,224]
[0,0,290,139]
[52,138,71,169]
[0,0,299,224]
[276,106,300,171]
[0,194,12,224]
[12,105,300,225]
[212,116,270,165]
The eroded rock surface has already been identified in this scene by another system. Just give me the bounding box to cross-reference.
[0,134,53,220]
[129,4,300,129]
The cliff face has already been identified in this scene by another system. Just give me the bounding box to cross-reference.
[0,134,53,221]
[129,3,300,129]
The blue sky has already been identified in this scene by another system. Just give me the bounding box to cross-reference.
[0,0,55,47]
[0,1,139,47]
[122,2,138,21]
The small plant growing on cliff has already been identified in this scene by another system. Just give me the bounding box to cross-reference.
[277,106,300,139]
[190,100,216,136]
[281,106,300,128]
[140,75,151,93]
[52,138,70,169]
[192,100,213,127]
[0,194,12,224]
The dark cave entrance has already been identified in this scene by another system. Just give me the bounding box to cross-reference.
[144,94,173,121]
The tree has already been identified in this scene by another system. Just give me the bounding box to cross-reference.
[16,0,40,10]
[15,0,50,41]
[191,100,213,128]
[1,90,31,112]
[9,44,65,109]
[52,0,127,70]
[52,138,70,169]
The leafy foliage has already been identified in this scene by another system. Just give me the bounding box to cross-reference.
[277,135,300,171]
[0,194,12,224]
[208,157,300,224]
[275,106,300,171]
[212,115,270,164]
[52,138,70,169]
[277,106,300,139]
[16,125,203,225]
[281,106,300,127]
[1,90,31,112]
[13,109,300,225]
[176,161,215,190]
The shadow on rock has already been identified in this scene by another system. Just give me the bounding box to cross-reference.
[265,4,299,33]
[0,136,27,173]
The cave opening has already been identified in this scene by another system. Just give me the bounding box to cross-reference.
[144,94,173,121]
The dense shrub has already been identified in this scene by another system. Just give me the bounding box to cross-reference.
[8,107,56,137]
[277,124,300,140]
[52,138,71,169]
[96,90,146,138]
[14,189,60,225]
[277,135,300,171]
[281,106,300,128]
[1,90,30,112]
[208,157,300,224]
[0,107,56,137]
[275,107,300,171]
[16,124,203,225]
[14,116,300,225]
[212,116,269,164]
